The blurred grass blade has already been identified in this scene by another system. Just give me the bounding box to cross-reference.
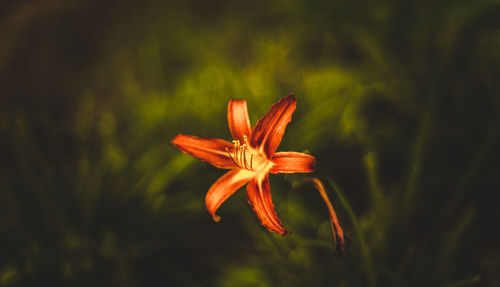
[445,275,481,287]
[440,122,500,222]
[363,152,383,205]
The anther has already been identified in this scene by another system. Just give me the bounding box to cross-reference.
[232,140,240,160]
[239,145,245,165]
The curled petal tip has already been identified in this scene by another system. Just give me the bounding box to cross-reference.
[206,169,253,222]
[212,214,221,222]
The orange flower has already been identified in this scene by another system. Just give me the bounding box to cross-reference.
[171,94,316,235]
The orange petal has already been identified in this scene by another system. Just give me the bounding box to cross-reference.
[171,134,235,169]
[250,94,296,158]
[246,175,289,235]
[270,152,316,174]
[206,169,254,222]
[228,99,251,142]
[311,178,345,252]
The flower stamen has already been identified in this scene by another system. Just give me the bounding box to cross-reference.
[225,147,241,168]
[242,145,248,169]
[226,136,254,171]
[232,140,240,160]
[240,145,245,165]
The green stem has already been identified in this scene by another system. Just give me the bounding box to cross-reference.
[326,177,376,287]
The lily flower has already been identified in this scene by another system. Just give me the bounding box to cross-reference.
[171,94,317,236]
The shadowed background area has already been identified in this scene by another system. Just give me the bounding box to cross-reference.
[1,0,500,286]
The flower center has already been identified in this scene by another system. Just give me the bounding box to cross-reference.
[225,135,269,172]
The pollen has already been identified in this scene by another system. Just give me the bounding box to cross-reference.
[226,135,253,170]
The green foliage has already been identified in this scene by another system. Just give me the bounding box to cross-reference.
[1,0,500,286]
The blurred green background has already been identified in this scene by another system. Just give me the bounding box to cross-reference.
[1,0,500,286]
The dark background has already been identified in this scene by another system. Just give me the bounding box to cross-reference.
[1,0,499,286]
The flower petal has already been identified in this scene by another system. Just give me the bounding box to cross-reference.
[171,134,235,169]
[246,175,289,235]
[250,94,296,158]
[311,178,345,252]
[270,152,316,174]
[206,169,254,222]
[228,99,251,142]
